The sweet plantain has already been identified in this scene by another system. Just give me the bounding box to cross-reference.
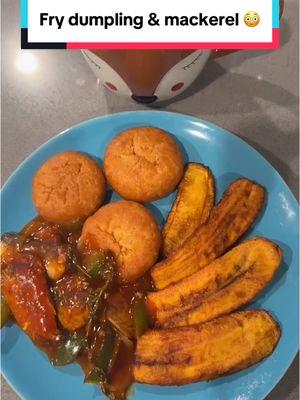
[151,178,265,289]
[134,310,280,385]
[148,238,282,327]
[162,163,215,257]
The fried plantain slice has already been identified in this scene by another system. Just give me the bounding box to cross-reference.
[134,310,280,385]
[162,163,215,258]
[151,178,265,289]
[148,238,282,327]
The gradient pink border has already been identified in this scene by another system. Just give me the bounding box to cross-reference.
[67,28,279,50]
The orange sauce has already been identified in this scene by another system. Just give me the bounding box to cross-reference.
[1,216,153,399]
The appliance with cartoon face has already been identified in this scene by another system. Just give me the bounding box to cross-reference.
[82,2,284,104]
[82,49,212,104]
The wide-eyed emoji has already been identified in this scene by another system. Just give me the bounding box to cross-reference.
[244,11,260,27]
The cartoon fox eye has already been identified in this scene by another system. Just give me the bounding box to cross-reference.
[82,50,131,96]
[154,50,210,101]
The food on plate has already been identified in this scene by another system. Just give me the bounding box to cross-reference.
[1,239,61,345]
[80,200,161,283]
[1,218,151,400]
[20,219,73,281]
[106,291,135,339]
[148,238,282,327]
[151,178,265,289]
[33,151,106,224]
[162,163,215,257]
[1,295,11,328]
[104,126,184,202]
[134,310,281,385]
[53,274,94,331]
[1,127,284,400]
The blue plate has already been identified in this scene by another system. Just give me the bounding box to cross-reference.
[1,111,298,400]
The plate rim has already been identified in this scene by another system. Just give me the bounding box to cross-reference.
[1,110,299,400]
